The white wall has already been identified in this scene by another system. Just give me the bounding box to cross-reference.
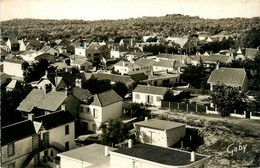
[75,47,87,56]
[114,65,129,75]
[111,50,120,58]
[153,66,174,72]
[3,61,24,78]
[133,92,163,107]
[59,157,91,168]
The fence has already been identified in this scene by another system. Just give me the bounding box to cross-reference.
[161,101,207,113]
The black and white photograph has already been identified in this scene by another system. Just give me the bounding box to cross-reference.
[1,0,260,167]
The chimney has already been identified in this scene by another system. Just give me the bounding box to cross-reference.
[122,61,125,67]
[45,70,48,76]
[216,61,219,69]
[128,139,133,148]
[28,113,35,121]
[105,146,109,156]
[76,79,82,88]
[61,104,66,111]
[145,117,148,121]
[191,151,196,162]
[64,87,68,97]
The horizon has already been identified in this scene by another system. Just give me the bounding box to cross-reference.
[1,0,260,21]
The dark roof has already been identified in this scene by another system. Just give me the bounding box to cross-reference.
[154,60,185,68]
[129,72,148,82]
[94,73,133,85]
[27,40,42,47]
[47,72,76,86]
[133,85,168,95]
[134,119,185,130]
[207,67,246,86]
[73,86,93,102]
[34,111,75,130]
[4,58,24,64]
[9,38,19,44]
[135,58,156,67]
[91,90,123,107]
[113,144,207,166]
[192,55,231,64]
[1,120,36,146]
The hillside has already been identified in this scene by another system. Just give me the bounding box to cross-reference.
[2,14,260,45]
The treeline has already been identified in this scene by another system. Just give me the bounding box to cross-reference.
[1,14,260,47]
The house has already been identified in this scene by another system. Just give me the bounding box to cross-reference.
[207,67,249,93]
[191,55,233,66]
[19,50,45,62]
[113,61,141,75]
[153,60,185,73]
[171,38,195,55]
[110,45,129,59]
[156,53,191,64]
[3,58,25,80]
[93,73,135,88]
[119,38,135,48]
[132,85,168,106]
[58,143,117,168]
[70,59,92,72]
[142,72,179,87]
[33,111,76,164]
[44,47,59,56]
[125,51,145,61]
[244,48,259,59]
[110,143,209,168]
[17,89,80,118]
[134,119,185,147]
[79,89,123,133]
[26,39,42,50]
[1,120,37,168]
[72,86,93,103]
[18,40,26,51]
[134,58,156,74]
[35,53,55,63]
[6,38,20,51]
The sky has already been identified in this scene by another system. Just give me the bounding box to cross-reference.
[1,0,260,21]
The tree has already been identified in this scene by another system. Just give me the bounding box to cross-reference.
[82,78,112,94]
[1,83,33,126]
[124,103,151,121]
[240,26,260,48]
[112,82,128,98]
[181,64,211,89]
[99,119,128,146]
[211,84,247,117]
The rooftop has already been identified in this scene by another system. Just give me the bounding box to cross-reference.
[94,73,133,85]
[207,67,246,86]
[58,144,116,167]
[133,85,168,95]
[73,86,93,102]
[91,89,123,107]
[112,143,207,166]
[134,119,185,131]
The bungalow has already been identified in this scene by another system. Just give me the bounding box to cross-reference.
[79,89,123,133]
[207,67,249,93]
[125,51,145,61]
[19,50,44,62]
[70,59,92,72]
[191,55,233,66]
[132,85,168,106]
[171,38,195,55]
[134,119,185,147]
[156,53,191,64]
[134,58,156,74]
[110,45,129,59]
[44,47,59,56]
[58,144,117,168]
[113,61,141,75]
[153,60,185,73]
[6,38,20,51]
[110,143,209,168]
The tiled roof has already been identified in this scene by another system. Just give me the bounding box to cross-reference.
[17,89,45,112]
[114,61,140,69]
[157,54,188,60]
[34,110,75,130]
[94,73,133,84]
[134,119,185,130]
[17,89,67,112]
[192,55,231,63]
[129,72,148,82]
[133,85,168,95]
[9,38,19,44]
[135,58,156,67]
[4,58,24,64]
[207,67,246,86]
[1,120,36,146]
[91,90,122,107]
[73,86,93,102]
[72,59,92,66]
[173,38,189,48]
[154,60,185,68]
[112,144,207,166]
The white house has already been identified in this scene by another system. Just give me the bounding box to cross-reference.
[110,143,209,168]
[58,143,116,168]
[19,50,45,62]
[33,111,76,164]
[75,46,87,56]
[110,46,129,59]
[153,60,185,73]
[113,61,141,75]
[207,67,249,93]
[80,89,123,133]
[70,59,92,72]
[3,58,25,80]
[132,85,168,106]
[134,119,186,147]
[18,40,26,51]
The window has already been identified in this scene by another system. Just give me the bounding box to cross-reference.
[156,96,161,102]
[93,108,98,119]
[8,143,14,157]
[65,141,69,151]
[65,125,69,135]
[135,94,140,99]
